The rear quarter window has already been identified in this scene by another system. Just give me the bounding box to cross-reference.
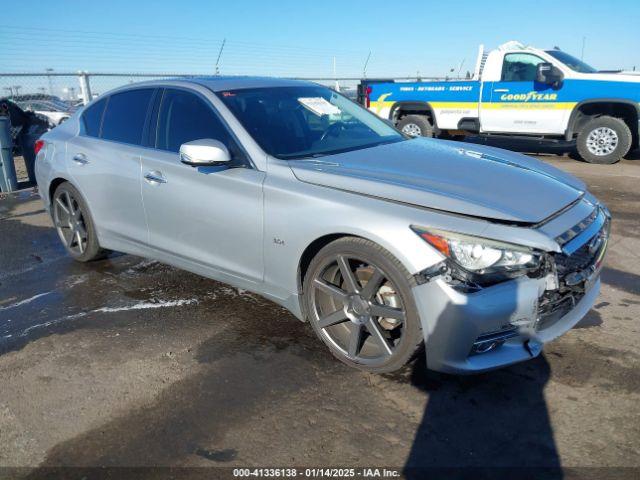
[100,89,154,145]
[81,98,107,137]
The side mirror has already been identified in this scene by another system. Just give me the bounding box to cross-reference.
[179,139,231,167]
[536,62,564,86]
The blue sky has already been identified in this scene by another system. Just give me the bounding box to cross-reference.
[1,0,639,77]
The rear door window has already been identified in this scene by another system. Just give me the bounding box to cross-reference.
[101,88,154,145]
[81,98,107,137]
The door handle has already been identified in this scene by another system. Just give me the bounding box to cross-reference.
[493,88,510,93]
[72,153,89,165]
[144,171,167,184]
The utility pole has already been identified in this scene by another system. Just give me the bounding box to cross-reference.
[362,51,371,79]
[580,36,586,61]
[78,72,92,105]
[46,68,54,96]
[456,59,466,78]
[215,38,226,76]
[333,56,339,91]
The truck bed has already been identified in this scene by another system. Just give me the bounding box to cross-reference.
[366,80,481,130]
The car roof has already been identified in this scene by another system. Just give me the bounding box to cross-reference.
[118,76,318,93]
[190,76,317,91]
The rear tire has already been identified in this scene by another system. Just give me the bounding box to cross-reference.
[303,237,423,373]
[576,116,631,164]
[52,182,107,262]
[397,115,434,138]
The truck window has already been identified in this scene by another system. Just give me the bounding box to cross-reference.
[501,53,544,82]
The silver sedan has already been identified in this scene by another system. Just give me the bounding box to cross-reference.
[34,77,609,374]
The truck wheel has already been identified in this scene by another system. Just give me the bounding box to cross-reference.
[397,115,434,138]
[576,116,631,164]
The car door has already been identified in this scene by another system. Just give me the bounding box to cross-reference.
[67,88,155,250]
[480,52,568,134]
[140,88,265,284]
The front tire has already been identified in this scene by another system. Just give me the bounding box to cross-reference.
[303,237,423,373]
[576,116,631,164]
[52,182,107,262]
[397,115,434,138]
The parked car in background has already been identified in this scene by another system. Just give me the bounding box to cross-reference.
[360,41,640,164]
[0,98,49,183]
[16,98,76,126]
[35,77,609,374]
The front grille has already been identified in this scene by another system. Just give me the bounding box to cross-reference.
[555,240,598,278]
[536,208,610,331]
[555,208,598,247]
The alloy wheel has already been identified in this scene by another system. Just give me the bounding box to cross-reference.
[53,190,88,255]
[586,127,619,156]
[309,254,407,365]
[401,123,422,137]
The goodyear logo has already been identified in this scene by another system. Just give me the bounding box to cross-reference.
[500,91,558,102]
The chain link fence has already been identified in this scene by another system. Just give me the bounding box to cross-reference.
[0,72,454,106]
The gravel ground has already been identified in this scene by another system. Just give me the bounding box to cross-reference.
[0,153,638,479]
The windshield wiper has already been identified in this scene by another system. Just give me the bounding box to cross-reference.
[279,152,327,160]
[279,137,404,160]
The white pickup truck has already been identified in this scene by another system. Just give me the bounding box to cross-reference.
[359,41,640,163]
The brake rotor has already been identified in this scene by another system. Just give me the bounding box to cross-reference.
[355,265,402,331]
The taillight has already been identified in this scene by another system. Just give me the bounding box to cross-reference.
[34,139,44,155]
[365,86,372,108]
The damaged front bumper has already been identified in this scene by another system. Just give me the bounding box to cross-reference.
[412,206,610,374]
[412,274,600,374]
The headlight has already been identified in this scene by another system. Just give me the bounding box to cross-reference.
[411,226,541,283]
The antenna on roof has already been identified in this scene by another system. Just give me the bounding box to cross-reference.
[363,51,372,79]
[215,38,226,76]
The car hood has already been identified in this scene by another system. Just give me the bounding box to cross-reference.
[289,138,585,224]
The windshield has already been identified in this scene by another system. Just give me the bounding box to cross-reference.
[545,50,597,73]
[216,86,404,159]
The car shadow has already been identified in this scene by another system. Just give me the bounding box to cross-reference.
[402,356,561,479]
[398,284,563,480]
[463,136,640,162]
